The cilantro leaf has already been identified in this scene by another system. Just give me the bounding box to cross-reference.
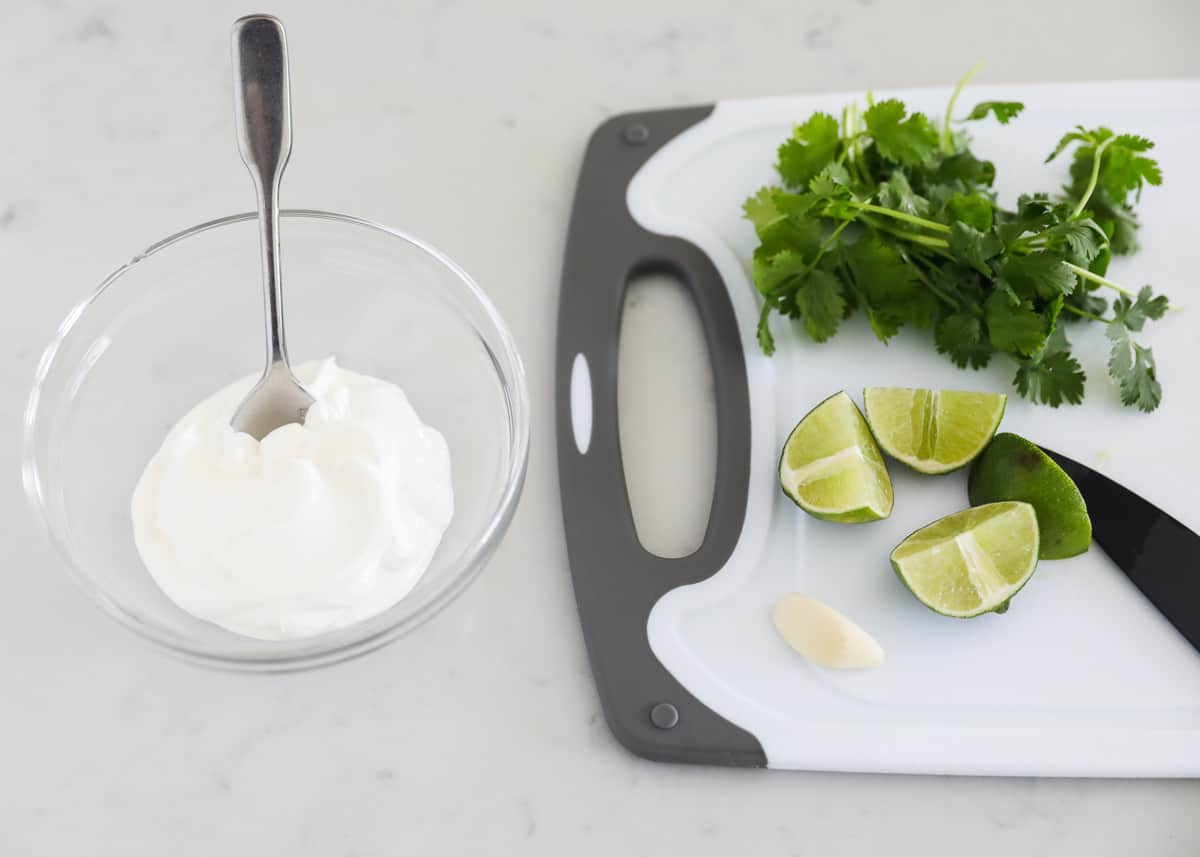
[1090,240,1112,276]
[1107,323,1162,411]
[1014,351,1086,407]
[932,262,987,308]
[1041,320,1072,357]
[998,251,1076,301]
[985,289,1047,356]
[862,306,901,342]
[793,270,847,342]
[994,279,1021,307]
[1111,285,1170,332]
[935,312,992,369]
[1113,133,1155,153]
[878,171,929,215]
[1087,132,1163,199]
[844,237,935,333]
[1045,126,1091,164]
[843,237,912,298]
[1038,219,1106,265]
[945,193,994,231]
[993,194,1063,245]
[752,251,848,344]
[1100,208,1141,256]
[777,113,840,189]
[752,207,823,263]
[931,151,995,187]
[808,163,853,198]
[742,187,783,230]
[948,222,1003,276]
[863,100,938,167]
[965,101,1025,124]
[775,190,823,218]
[752,248,812,296]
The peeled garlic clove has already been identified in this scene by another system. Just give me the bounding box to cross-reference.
[771,593,885,670]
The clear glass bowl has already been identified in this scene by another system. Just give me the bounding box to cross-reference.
[22,210,529,671]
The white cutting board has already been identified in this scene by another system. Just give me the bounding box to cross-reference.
[634,80,1200,776]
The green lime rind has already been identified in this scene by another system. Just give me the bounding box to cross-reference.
[779,391,893,523]
[890,501,1041,618]
[863,387,1007,475]
[967,432,1092,559]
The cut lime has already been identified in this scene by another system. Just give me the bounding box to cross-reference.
[779,391,893,523]
[863,387,1006,474]
[890,501,1040,618]
[968,432,1092,559]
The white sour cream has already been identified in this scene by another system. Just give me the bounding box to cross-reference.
[131,357,453,640]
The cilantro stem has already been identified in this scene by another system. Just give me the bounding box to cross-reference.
[1064,262,1184,312]
[942,61,985,153]
[821,218,854,252]
[837,131,866,168]
[845,103,871,186]
[862,216,953,252]
[903,252,959,307]
[1062,304,1106,323]
[847,201,953,234]
[800,219,854,280]
[838,106,849,164]
[889,228,951,249]
[1065,261,1136,298]
[838,105,856,168]
[1070,136,1115,219]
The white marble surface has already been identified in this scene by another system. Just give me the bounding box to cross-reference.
[2,1,1197,853]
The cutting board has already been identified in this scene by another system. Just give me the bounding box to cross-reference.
[555,80,1200,776]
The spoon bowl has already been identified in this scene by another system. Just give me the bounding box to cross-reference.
[229,361,316,440]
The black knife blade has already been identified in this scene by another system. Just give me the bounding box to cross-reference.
[1042,447,1200,655]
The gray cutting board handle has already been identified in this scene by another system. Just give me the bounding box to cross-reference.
[555,105,766,767]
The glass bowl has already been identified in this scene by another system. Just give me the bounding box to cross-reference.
[22,210,529,671]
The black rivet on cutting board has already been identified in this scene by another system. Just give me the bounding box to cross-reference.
[650,702,679,729]
[623,123,650,145]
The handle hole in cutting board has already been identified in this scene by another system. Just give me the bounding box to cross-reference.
[618,273,716,559]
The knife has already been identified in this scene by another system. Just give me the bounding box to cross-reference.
[1042,447,1200,655]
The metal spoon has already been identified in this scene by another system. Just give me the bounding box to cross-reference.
[229,15,314,440]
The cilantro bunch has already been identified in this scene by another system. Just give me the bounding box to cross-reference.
[745,69,1172,411]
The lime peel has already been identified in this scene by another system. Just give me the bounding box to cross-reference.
[968,432,1092,559]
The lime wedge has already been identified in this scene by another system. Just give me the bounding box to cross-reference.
[863,387,1006,474]
[968,432,1092,559]
[779,391,893,523]
[890,501,1040,617]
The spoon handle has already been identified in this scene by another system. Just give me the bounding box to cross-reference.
[232,15,292,366]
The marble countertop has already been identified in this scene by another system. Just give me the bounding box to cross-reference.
[2,1,1197,853]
